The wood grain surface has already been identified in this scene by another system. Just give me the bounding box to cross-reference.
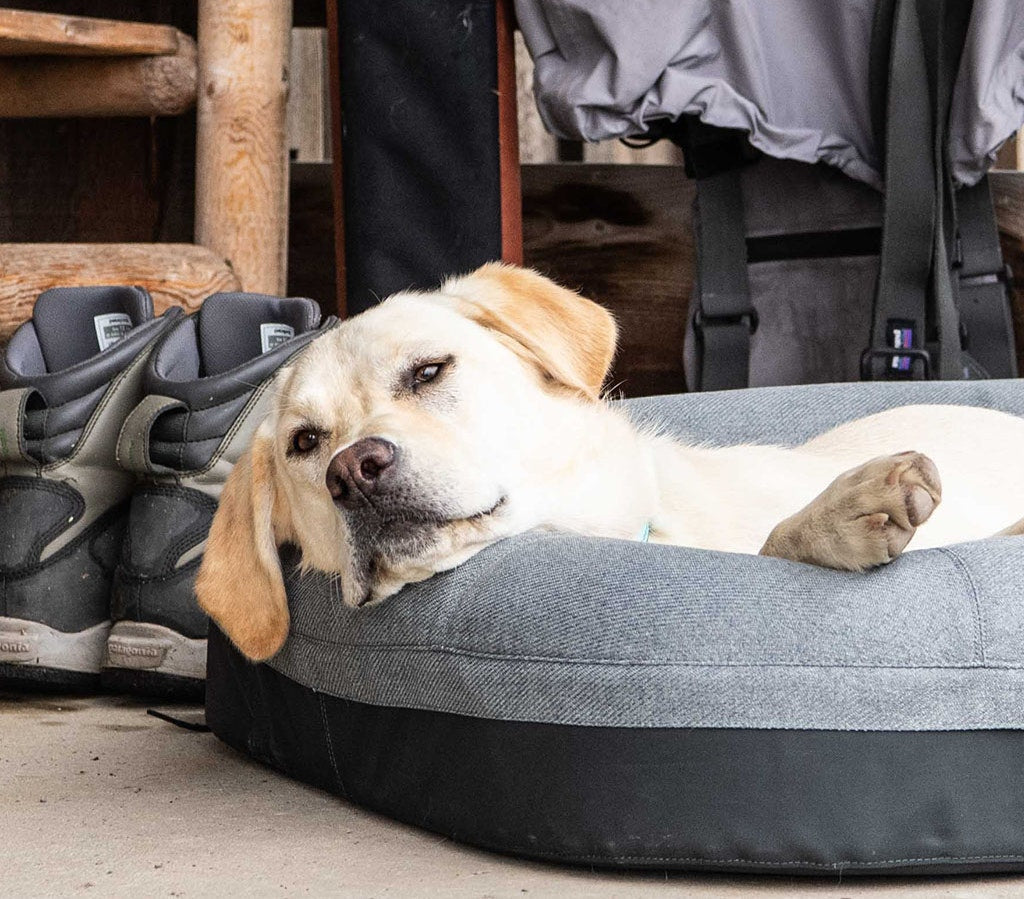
[0,243,239,341]
[195,0,291,294]
[0,8,181,57]
[0,33,196,117]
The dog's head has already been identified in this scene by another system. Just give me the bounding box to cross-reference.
[195,264,617,660]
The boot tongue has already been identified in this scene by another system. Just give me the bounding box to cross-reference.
[31,285,153,372]
[197,292,322,376]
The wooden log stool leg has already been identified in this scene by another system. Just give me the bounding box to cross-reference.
[196,0,292,296]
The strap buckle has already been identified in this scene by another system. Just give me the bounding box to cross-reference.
[692,307,758,391]
[692,307,759,334]
[958,262,1013,294]
[860,347,932,380]
[862,319,931,380]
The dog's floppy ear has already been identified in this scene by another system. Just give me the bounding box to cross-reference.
[195,431,290,662]
[440,263,617,399]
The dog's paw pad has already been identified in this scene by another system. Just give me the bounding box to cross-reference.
[885,451,942,528]
[848,451,941,564]
[905,484,936,527]
[857,510,912,562]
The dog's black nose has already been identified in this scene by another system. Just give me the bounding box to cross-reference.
[326,437,397,508]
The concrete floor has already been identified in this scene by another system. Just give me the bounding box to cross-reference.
[3,693,1024,898]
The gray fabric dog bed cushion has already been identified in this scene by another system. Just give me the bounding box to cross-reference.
[207,380,1024,875]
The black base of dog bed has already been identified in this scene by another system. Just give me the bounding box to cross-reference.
[206,625,1024,875]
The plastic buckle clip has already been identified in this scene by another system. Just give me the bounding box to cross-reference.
[860,347,931,380]
[692,307,759,335]
[959,263,1014,298]
[861,319,929,380]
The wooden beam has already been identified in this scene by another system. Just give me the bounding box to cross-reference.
[994,134,1018,170]
[0,34,196,117]
[325,0,346,316]
[0,243,240,341]
[0,9,181,57]
[195,0,291,295]
[992,170,1024,244]
[286,28,330,163]
[496,0,523,265]
[583,140,683,165]
[514,31,557,165]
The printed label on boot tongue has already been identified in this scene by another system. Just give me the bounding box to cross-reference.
[260,323,295,353]
[93,313,133,352]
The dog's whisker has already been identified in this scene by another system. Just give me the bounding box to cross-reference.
[600,378,628,400]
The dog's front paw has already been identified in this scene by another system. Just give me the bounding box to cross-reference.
[761,451,941,570]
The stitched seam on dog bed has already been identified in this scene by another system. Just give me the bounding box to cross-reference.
[284,632,1020,670]
[937,546,987,666]
[317,692,347,799]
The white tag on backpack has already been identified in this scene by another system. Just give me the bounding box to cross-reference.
[260,323,294,353]
[93,313,133,352]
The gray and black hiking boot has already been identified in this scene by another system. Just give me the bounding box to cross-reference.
[104,292,333,700]
[0,286,182,691]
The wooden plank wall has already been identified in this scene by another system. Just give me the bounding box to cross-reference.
[523,164,692,396]
[287,27,330,163]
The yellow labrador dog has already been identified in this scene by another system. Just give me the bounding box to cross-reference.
[196,264,1024,661]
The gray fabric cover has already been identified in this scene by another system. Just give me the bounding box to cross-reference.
[514,0,1024,188]
[270,380,1024,732]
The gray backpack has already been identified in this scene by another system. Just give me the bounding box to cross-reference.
[516,0,1020,389]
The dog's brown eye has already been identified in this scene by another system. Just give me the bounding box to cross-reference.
[413,362,445,385]
[290,429,320,455]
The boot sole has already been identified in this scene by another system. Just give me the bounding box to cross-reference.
[0,617,110,691]
[102,621,206,700]
[99,667,205,702]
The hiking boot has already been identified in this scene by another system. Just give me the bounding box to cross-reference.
[0,286,182,691]
[104,292,334,700]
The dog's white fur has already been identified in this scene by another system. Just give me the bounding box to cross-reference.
[196,264,1024,661]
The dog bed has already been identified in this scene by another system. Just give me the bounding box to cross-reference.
[207,379,1024,875]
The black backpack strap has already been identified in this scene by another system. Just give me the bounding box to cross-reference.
[926,0,973,380]
[670,118,757,391]
[864,0,943,379]
[869,0,898,157]
[955,176,1017,378]
[864,0,982,381]
[936,0,1012,379]
[691,169,757,390]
